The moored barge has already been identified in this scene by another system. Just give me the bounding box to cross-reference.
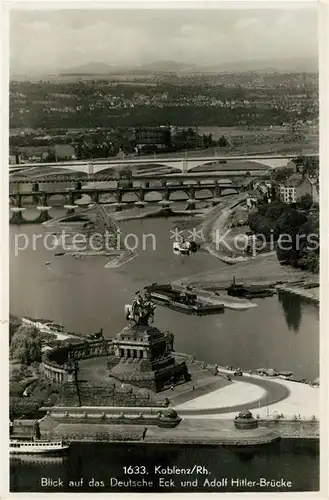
[144,284,224,315]
[226,277,275,299]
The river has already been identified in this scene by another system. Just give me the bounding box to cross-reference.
[10,440,319,493]
[10,209,319,381]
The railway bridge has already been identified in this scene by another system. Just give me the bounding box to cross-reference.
[9,179,245,224]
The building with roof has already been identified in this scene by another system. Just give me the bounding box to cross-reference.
[54,144,76,161]
[134,126,172,151]
[277,173,313,204]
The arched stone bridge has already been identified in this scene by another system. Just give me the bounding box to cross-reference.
[9,180,245,224]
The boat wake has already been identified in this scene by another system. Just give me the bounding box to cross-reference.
[105,252,136,268]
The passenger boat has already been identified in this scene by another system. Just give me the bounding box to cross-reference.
[10,438,70,455]
[144,284,224,315]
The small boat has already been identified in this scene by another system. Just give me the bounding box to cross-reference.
[144,284,224,315]
[10,438,70,455]
[173,240,199,255]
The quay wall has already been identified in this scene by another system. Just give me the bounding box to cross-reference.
[258,419,319,438]
[38,416,280,446]
[41,421,318,444]
[39,408,319,441]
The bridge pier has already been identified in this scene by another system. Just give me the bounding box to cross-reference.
[36,206,52,223]
[91,191,100,204]
[186,187,196,211]
[135,188,145,208]
[214,182,222,198]
[63,191,79,214]
[32,182,40,204]
[10,207,26,224]
[212,182,222,206]
[114,189,123,211]
[158,187,172,209]
[10,193,25,224]
[64,205,78,215]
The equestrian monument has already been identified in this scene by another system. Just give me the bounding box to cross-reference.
[107,291,190,392]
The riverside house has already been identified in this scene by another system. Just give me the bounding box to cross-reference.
[277,173,313,205]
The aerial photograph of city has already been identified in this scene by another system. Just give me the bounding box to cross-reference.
[5,2,322,496]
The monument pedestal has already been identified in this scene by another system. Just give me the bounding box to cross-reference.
[107,324,190,392]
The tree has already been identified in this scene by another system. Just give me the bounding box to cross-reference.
[10,397,43,419]
[299,193,313,211]
[272,167,294,182]
[10,325,42,365]
[275,209,307,235]
[297,250,319,273]
[9,315,22,344]
[264,201,286,221]
[218,135,228,148]
[253,216,275,240]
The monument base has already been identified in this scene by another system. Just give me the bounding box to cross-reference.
[107,324,190,392]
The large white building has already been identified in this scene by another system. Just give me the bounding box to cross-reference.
[277,173,313,204]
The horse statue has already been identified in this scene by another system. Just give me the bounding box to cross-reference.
[125,292,156,326]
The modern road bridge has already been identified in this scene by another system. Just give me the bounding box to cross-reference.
[8,153,312,175]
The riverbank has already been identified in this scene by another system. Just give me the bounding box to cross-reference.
[112,206,204,221]
[37,417,280,446]
[173,195,319,304]
[276,283,319,304]
[34,404,318,443]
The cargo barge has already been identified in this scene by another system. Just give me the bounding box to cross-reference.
[226,277,276,299]
[144,284,224,315]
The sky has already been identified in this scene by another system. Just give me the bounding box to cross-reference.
[9,5,318,75]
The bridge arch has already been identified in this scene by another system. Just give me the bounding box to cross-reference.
[195,188,214,200]
[121,191,139,203]
[98,192,117,204]
[47,193,69,207]
[221,187,239,196]
[144,191,163,202]
[187,161,220,172]
[168,189,189,201]
[75,194,93,206]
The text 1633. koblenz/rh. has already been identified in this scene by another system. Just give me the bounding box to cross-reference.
[123,465,209,475]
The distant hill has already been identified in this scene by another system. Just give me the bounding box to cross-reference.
[185,57,318,74]
[141,60,196,72]
[59,62,118,75]
[12,56,318,80]
[59,60,195,76]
